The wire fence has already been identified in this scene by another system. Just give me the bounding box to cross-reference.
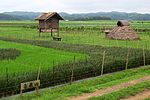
[0,21,150,98]
[0,45,150,98]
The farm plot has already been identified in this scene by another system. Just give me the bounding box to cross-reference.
[60,21,150,48]
[0,40,86,75]
[0,21,150,49]
[1,26,150,49]
[0,40,86,88]
[0,20,150,97]
[0,26,43,40]
[1,38,150,97]
[0,40,87,96]
[0,48,21,60]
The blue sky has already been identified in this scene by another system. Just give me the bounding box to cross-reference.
[0,0,150,13]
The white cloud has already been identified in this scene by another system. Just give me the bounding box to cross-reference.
[0,0,150,13]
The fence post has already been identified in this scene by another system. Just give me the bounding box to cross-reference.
[20,88,22,97]
[125,49,130,70]
[70,56,75,85]
[53,60,55,85]
[36,63,41,94]
[6,67,8,88]
[85,55,88,63]
[108,40,110,47]
[37,63,41,80]
[137,40,140,48]
[116,40,119,47]
[101,51,106,76]
[143,47,146,66]
[126,40,127,48]
[11,91,14,96]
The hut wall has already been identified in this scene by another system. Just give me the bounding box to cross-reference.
[39,20,50,29]
[39,21,50,29]
[50,18,59,29]
[38,19,59,29]
[39,20,45,29]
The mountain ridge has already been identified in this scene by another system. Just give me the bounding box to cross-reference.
[0,11,150,21]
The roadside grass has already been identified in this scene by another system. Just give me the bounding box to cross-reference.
[145,98,150,100]
[90,81,150,100]
[11,66,150,100]
[0,40,86,76]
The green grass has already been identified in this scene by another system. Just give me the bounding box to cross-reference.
[1,37,150,95]
[0,48,21,60]
[0,26,149,49]
[145,98,150,100]
[0,20,150,98]
[90,81,150,100]
[0,40,86,76]
[61,30,150,49]
[0,20,150,50]
[11,66,150,100]
[0,26,44,40]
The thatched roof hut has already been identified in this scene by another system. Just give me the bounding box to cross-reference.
[105,20,139,40]
[35,12,64,32]
[35,12,64,37]
[36,12,64,21]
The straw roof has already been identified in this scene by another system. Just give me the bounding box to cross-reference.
[35,12,64,21]
[106,20,140,40]
[117,20,129,26]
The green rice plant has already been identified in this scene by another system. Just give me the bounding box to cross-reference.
[0,20,150,96]
[0,48,21,60]
[0,38,150,96]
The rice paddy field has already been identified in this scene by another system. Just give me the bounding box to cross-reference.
[0,20,150,99]
[0,40,86,75]
[0,20,150,48]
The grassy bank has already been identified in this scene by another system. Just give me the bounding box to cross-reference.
[12,66,150,100]
[91,81,150,100]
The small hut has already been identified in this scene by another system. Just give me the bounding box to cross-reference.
[35,12,64,37]
[105,20,139,40]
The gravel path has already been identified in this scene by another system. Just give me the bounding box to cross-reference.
[69,75,150,100]
[121,90,150,100]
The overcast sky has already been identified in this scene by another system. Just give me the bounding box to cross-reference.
[0,0,150,14]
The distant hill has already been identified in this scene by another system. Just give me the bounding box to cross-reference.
[0,11,150,21]
[3,11,40,21]
[0,13,21,21]
[59,11,150,21]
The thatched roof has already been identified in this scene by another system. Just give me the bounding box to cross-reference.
[35,12,64,21]
[105,20,139,40]
[117,20,129,26]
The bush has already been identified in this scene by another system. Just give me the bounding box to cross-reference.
[0,48,21,60]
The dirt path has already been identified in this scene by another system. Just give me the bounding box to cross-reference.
[121,90,150,100]
[69,75,150,100]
